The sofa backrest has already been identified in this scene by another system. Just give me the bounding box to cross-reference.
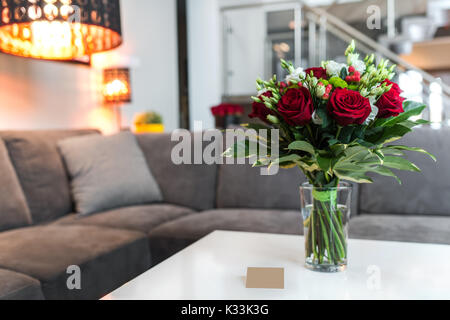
[0,130,99,224]
[0,139,32,231]
[217,163,306,210]
[359,126,450,216]
[136,133,218,211]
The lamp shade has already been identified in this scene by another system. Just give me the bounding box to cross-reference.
[103,67,131,104]
[0,0,122,61]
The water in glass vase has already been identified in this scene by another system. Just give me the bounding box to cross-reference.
[300,183,352,273]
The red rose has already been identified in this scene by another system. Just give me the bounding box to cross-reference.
[305,67,328,80]
[249,91,275,124]
[376,79,405,118]
[211,103,244,117]
[328,88,372,126]
[211,105,225,117]
[277,87,314,126]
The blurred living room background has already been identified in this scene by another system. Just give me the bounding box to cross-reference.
[1,0,450,301]
[0,0,448,134]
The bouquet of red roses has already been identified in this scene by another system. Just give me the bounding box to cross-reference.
[225,41,435,271]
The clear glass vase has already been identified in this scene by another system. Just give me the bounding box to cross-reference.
[300,183,352,273]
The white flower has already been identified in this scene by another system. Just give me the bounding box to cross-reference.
[286,67,306,83]
[368,95,378,105]
[347,53,366,74]
[316,85,326,98]
[364,103,379,125]
[352,59,366,74]
[347,53,359,66]
[325,61,347,77]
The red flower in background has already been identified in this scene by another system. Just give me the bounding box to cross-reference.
[277,87,314,126]
[249,91,275,124]
[211,103,244,117]
[376,79,405,118]
[328,88,372,126]
[305,67,328,80]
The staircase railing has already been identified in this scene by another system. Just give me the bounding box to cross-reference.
[303,4,450,124]
[304,5,450,94]
[220,0,450,124]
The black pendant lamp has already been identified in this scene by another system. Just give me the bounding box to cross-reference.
[0,0,122,61]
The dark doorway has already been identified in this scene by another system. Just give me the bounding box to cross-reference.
[177,0,190,129]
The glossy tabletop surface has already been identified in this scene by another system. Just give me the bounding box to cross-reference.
[106,231,450,300]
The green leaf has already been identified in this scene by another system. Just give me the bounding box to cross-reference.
[297,160,320,172]
[399,119,430,130]
[317,156,332,173]
[368,166,402,184]
[378,101,426,127]
[333,163,367,172]
[403,100,426,113]
[414,119,430,125]
[383,156,421,172]
[316,107,332,128]
[338,126,356,144]
[380,148,405,156]
[342,145,371,162]
[334,170,373,183]
[353,125,367,140]
[287,141,315,155]
[252,158,271,167]
[366,124,412,145]
[330,144,347,156]
[272,154,302,165]
[223,140,257,159]
[340,67,349,80]
[386,146,436,162]
[358,155,383,166]
[373,149,385,160]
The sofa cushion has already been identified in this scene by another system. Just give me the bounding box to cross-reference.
[0,225,151,300]
[0,269,44,300]
[350,214,450,245]
[217,163,306,210]
[53,204,196,233]
[0,130,99,224]
[136,133,218,211]
[0,139,32,231]
[147,209,303,265]
[359,127,450,216]
[58,132,162,216]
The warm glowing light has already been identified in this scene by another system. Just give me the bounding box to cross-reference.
[0,22,121,60]
[0,0,122,61]
[87,107,117,135]
[104,79,128,99]
[103,68,131,104]
[429,82,443,124]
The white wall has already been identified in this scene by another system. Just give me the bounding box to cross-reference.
[223,7,265,96]
[0,0,179,134]
[187,0,222,130]
[188,0,272,130]
[187,0,285,130]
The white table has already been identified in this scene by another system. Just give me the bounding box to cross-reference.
[105,231,450,300]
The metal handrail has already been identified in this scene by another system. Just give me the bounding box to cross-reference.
[304,4,450,96]
[220,0,450,96]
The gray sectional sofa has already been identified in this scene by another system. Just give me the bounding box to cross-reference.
[0,127,449,300]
